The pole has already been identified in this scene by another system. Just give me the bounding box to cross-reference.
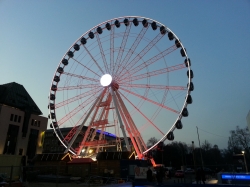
[162,150,163,165]
[192,141,196,170]
[196,126,204,168]
[242,151,248,173]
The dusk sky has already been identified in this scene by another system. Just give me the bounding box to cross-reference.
[1,0,250,150]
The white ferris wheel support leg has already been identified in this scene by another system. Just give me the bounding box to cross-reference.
[87,102,108,153]
[96,95,113,153]
[63,88,107,154]
[116,91,147,158]
[114,91,138,154]
[111,88,131,152]
[77,89,108,156]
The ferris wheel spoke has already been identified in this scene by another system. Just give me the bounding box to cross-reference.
[113,23,132,76]
[72,57,100,77]
[120,87,179,114]
[57,84,98,91]
[118,44,178,81]
[138,90,168,133]
[119,63,186,84]
[63,72,100,83]
[55,87,102,109]
[115,26,148,77]
[57,95,97,126]
[63,105,95,143]
[118,90,164,135]
[118,33,164,79]
[119,83,187,91]
[82,45,104,74]
[96,34,109,73]
[110,23,115,75]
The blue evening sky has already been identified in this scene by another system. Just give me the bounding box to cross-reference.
[1,0,250,149]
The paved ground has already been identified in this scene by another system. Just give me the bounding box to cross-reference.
[24,178,218,187]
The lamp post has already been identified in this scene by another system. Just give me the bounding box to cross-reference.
[196,126,204,168]
[242,151,248,173]
[192,141,196,171]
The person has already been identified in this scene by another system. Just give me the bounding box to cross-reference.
[196,168,206,184]
[200,168,206,184]
[156,167,164,185]
[147,167,153,182]
[196,169,201,184]
[165,168,169,179]
[168,169,172,179]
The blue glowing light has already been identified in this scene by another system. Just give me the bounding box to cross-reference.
[221,174,250,180]
[96,129,116,138]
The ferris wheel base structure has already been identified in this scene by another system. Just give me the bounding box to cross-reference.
[48,16,194,163]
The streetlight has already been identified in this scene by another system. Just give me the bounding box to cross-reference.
[196,127,204,168]
[192,141,196,170]
[242,151,248,173]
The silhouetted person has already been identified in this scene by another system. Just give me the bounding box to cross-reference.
[168,169,172,179]
[156,167,164,185]
[196,169,201,184]
[147,167,153,182]
[196,168,206,184]
[200,168,206,184]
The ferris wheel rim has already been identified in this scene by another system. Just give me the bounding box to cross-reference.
[48,16,193,156]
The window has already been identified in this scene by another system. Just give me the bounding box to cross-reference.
[10,114,14,121]
[14,115,17,122]
[38,121,40,127]
[19,149,23,155]
[31,119,34,126]
[3,124,19,154]
[18,116,21,123]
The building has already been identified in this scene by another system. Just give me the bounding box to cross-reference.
[43,125,135,156]
[43,126,122,154]
[247,110,250,130]
[0,82,47,159]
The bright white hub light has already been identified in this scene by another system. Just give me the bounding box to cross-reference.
[100,74,112,86]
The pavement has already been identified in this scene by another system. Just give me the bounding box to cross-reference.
[23,178,218,187]
[101,178,218,187]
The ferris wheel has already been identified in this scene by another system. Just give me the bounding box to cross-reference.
[48,16,194,159]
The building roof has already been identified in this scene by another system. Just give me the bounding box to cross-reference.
[0,82,42,115]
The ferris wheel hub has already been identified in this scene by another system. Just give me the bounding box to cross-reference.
[100,74,112,86]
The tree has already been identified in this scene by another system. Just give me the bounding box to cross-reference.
[147,137,158,148]
[202,140,212,151]
[228,126,250,153]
